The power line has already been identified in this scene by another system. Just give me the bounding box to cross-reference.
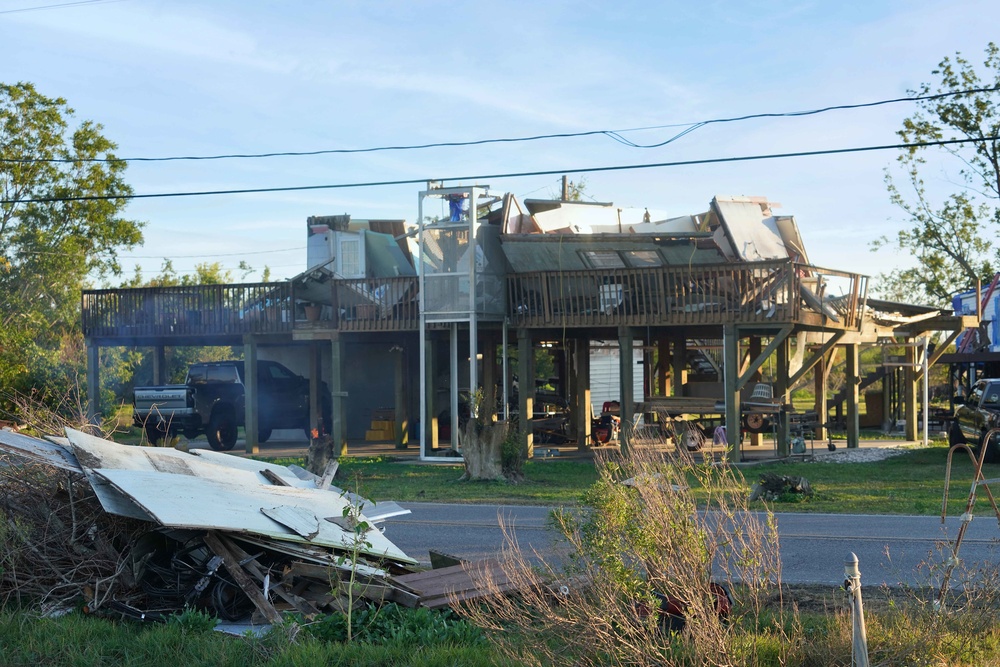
[120,246,304,259]
[4,135,994,205]
[0,0,126,15]
[4,86,998,164]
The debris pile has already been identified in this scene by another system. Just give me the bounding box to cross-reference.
[748,472,813,502]
[0,427,435,623]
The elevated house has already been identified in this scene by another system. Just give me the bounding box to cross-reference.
[82,186,974,460]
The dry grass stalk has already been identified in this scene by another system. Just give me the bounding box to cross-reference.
[455,440,788,666]
[2,383,127,441]
[0,456,147,613]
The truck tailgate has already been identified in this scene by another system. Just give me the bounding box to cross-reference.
[133,386,191,414]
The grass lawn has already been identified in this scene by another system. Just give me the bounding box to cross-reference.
[265,442,993,517]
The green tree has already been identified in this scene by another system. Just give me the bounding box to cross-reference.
[0,82,142,410]
[875,43,1000,305]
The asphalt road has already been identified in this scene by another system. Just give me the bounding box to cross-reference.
[385,503,1000,587]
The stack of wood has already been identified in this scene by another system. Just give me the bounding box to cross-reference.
[365,408,395,441]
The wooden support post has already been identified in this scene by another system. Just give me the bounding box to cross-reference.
[776,335,791,457]
[518,328,534,459]
[723,324,741,460]
[394,344,408,449]
[642,338,653,402]
[152,345,166,385]
[748,336,763,448]
[671,335,687,398]
[882,369,892,433]
[815,347,836,442]
[572,338,592,449]
[846,343,861,448]
[657,337,669,396]
[86,341,100,423]
[483,335,496,422]
[243,337,259,455]
[904,343,918,442]
[423,338,438,456]
[330,335,348,457]
[618,327,634,455]
[309,342,321,438]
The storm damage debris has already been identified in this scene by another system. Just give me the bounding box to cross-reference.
[0,427,422,623]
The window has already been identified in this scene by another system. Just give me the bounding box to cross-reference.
[624,250,663,268]
[340,238,361,277]
[581,250,625,269]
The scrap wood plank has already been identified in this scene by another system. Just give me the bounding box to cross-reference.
[203,532,282,625]
[391,559,526,609]
[222,533,321,619]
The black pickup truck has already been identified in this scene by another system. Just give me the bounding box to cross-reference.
[133,360,330,451]
[950,378,1000,462]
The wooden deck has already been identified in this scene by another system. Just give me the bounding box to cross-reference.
[82,260,866,343]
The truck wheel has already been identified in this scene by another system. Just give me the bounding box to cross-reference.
[948,421,965,446]
[258,427,272,443]
[207,411,238,451]
[144,423,163,446]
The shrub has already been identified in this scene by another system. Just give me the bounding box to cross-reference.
[456,445,788,666]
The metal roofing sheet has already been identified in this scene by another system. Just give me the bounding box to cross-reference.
[92,468,415,563]
[500,235,725,273]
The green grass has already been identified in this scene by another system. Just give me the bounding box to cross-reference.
[0,609,513,667]
[739,442,980,515]
[265,443,990,517]
[334,457,599,505]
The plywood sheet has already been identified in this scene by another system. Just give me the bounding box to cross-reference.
[83,470,155,521]
[91,468,415,564]
[714,199,788,262]
[261,505,320,540]
[0,430,81,471]
[68,428,306,487]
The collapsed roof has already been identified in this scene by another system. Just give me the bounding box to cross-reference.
[499,194,812,273]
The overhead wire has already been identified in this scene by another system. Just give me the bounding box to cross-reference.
[3,86,998,164]
[3,135,995,205]
[0,0,126,15]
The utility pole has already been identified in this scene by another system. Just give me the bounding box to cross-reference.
[561,175,569,201]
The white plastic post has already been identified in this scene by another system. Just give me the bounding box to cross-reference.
[844,552,870,667]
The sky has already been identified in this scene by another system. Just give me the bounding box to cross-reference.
[4,0,999,286]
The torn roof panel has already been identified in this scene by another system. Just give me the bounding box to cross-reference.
[712,197,788,262]
[91,468,416,563]
[500,234,725,273]
[522,199,669,235]
[500,194,810,271]
[0,429,80,472]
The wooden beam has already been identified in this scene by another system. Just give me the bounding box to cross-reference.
[203,532,282,625]
[916,329,961,381]
[736,326,793,392]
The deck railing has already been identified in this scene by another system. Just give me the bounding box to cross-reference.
[327,276,420,332]
[82,283,293,338]
[83,276,422,339]
[507,260,866,330]
[82,262,866,340]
